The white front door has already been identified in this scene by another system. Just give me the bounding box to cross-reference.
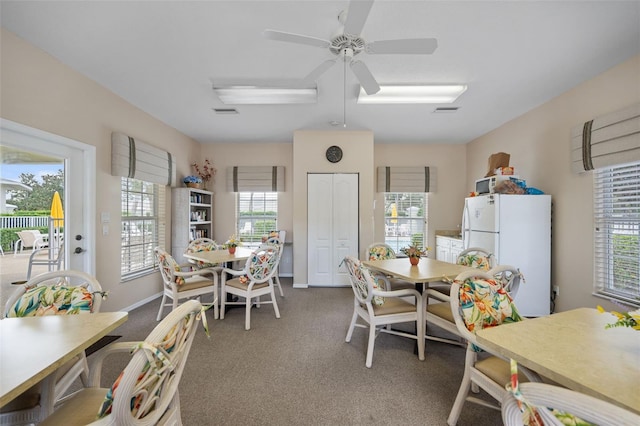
[1,119,96,275]
[307,173,358,287]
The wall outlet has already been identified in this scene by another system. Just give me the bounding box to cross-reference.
[553,286,559,296]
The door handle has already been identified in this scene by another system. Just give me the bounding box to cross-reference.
[74,247,85,254]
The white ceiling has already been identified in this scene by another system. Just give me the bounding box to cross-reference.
[1,1,639,145]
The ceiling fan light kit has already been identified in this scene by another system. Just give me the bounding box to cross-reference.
[357,85,468,104]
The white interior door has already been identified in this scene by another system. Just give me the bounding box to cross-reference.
[1,119,96,275]
[308,173,358,287]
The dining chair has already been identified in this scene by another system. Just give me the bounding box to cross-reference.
[429,246,495,298]
[424,264,523,347]
[365,242,414,290]
[38,299,204,426]
[1,270,106,426]
[343,256,425,368]
[265,230,286,296]
[447,270,540,426]
[26,242,65,279]
[154,246,218,321]
[13,230,48,256]
[502,381,640,426]
[220,243,281,330]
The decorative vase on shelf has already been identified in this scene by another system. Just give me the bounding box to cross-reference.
[186,182,202,189]
[228,246,236,255]
[409,256,420,266]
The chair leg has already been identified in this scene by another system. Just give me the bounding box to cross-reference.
[156,293,167,321]
[365,323,376,368]
[245,298,252,330]
[271,288,280,319]
[447,347,475,426]
[345,310,358,342]
[416,317,425,361]
[274,273,284,297]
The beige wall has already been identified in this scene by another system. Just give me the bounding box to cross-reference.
[467,54,640,312]
[1,28,202,310]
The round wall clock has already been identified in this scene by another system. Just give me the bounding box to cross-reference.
[326,145,343,163]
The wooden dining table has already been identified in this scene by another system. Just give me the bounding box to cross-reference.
[475,307,640,415]
[183,246,254,265]
[363,257,473,292]
[0,311,128,407]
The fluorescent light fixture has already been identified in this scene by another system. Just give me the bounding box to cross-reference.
[212,82,317,104]
[357,84,467,104]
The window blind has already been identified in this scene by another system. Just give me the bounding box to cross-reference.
[593,161,640,305]
[111,132,176,186]
[226,166,284,192]
[376,166,435,193]
[571,103,640,173]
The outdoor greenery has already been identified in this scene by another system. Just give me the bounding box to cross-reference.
[0,227,48,251]
[7,170,64,211]
[613,234,640,292]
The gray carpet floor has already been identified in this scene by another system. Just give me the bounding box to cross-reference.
[90,279,503,425]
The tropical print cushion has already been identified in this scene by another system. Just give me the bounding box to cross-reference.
[237,249,278,286]
[508,360,594,426]
[356,263,385,306]
[97,321,187,419]
[7,285,93,317]
[458,276,522,334]
[185,240,219,269]
[457,253,492,270]
[368,245,395,261]
[157,250,185,286]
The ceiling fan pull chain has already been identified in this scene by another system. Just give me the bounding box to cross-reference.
[343,56,347,128]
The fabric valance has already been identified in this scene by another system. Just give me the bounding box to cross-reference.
[376,167,435,193]
[226,166,285,192]
[111,132,176,186]
[571,103,640,173]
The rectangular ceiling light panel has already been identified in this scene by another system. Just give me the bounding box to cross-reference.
[213,86,317,105]
[357,85,467,104]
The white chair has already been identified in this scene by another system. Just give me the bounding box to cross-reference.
[429,246,495,298]
[502,382,640,426]
[154,246,218,321]
[447,270,540,426]
[365,242,415,290]
[265,230,286,297]
[424,264,523,347]
[220,244,281,330]
[38,300,204,426]
[26,242,65,279]
[1,270,106,426]
[13,230,48,255]
[343,256,425,368]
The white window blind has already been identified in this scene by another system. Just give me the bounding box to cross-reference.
[236,192,278,244]
[121,178,165,279]
[594,161,640,306]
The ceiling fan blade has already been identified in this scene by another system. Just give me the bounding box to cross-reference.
[263,29,330,48]
[304,59,337,82]
[366,38,438,54]
[343,0,374,37]
[350,60,380,95]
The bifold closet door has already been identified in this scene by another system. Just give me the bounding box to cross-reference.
[307,173,359,287]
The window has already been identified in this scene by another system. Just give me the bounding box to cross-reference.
[237,192,278,244]
[594,161,640,306]
[121,178,164,279]
[383,193,428,253]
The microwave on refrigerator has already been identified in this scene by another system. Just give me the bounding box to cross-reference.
[474,175,518,194]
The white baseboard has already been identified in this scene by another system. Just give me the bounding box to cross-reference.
[122,292,162,312]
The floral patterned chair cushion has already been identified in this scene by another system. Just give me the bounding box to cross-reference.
[237,250,277,285]
[7,285,93,317]
[96,320,188,419]
[358,263,386,306]
[457,253,492,271]
[185,240,219,269]
[458,276,522,334]
[368,245,395,261]
[156,250,185,286]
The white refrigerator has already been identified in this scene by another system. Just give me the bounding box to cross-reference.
[461,194,551,316]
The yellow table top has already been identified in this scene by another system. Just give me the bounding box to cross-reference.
[0,311,128,407]
[363,257,472,283]
[476,307,640,414]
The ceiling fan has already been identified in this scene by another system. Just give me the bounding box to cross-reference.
[263,0,438,95]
